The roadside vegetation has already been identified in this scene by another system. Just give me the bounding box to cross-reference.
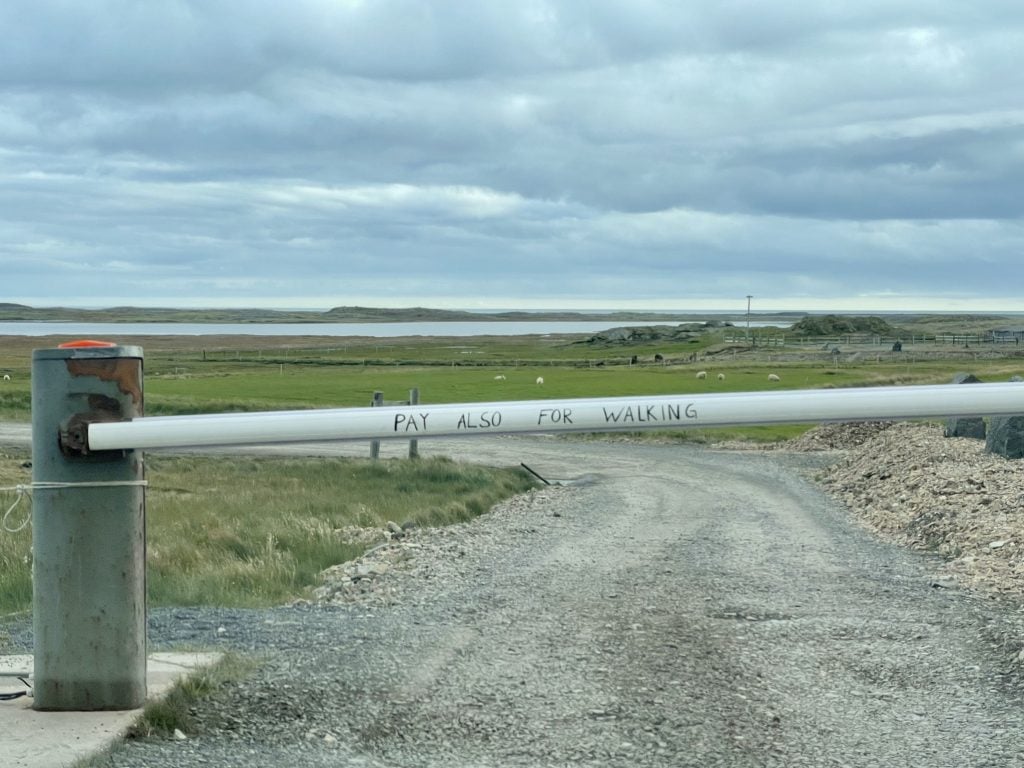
[127,652,258,740]
[0,449,32,618]
[0,449,536,615]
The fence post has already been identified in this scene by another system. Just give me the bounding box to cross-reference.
[31,342,146,711]
[408,388,420,458]
[369,390,383,459]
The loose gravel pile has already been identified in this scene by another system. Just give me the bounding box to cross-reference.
[712,419,1024,600]
[813,421,1024,598]
[784,420,894,451]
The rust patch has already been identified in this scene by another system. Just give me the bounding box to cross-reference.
[87,393,123,418]
[66,358,143,410]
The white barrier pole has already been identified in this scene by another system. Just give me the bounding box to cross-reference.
[85,382,1024,451]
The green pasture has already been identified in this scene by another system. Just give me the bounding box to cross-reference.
[147,332,708,366]
[3,348,1023,420]
[141,357,1024,415]
[4,325,1024,416]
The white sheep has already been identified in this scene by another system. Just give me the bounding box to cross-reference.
[768,373,781,382]
[493,374,506,381]
[696,371,707,379]
[717,373,726,381]
[536,376,544,385]
[1,374,9,382]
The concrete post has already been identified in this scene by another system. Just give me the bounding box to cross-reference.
[31,343,146,711]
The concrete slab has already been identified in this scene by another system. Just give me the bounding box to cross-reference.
[2,652,221,768]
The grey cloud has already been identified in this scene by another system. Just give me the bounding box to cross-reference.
[7,0,1016,92]
[3,0,1024,309]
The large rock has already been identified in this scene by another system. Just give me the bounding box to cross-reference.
[950,372,982,384]
[985,377,1024,459]
[943,373,986,439]
[986,416,1024,459]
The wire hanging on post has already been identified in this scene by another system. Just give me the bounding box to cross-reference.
[1,480,149,534]
[1,485,30,533]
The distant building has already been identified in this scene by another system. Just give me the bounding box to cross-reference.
[992,327,1024,343]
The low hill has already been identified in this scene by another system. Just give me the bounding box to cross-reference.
[574,322,731,346]
[789,314,900,337]
[0,304,719,324]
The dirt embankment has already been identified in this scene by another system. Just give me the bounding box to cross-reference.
[795,422,1024,598]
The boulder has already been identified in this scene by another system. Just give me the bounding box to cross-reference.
[950,372,981,384]
[986,416,1024,459]
[985,376,1024,459]
[943,373,985,439]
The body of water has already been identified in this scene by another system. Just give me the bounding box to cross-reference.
[0,320,785,338]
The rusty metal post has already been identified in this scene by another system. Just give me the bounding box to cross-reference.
[31,343,146,710]
[369,390,383,459]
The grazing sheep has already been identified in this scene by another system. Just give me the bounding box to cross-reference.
[1,374,9,381]
[768,373,781,382]
[536,376,544,385]
[493,374,506,381]
[717,373,726,381]
[696,371,707,379]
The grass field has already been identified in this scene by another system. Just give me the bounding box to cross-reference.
[4,330,1022,418]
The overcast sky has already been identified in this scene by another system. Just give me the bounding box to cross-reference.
[3,1,1023,312]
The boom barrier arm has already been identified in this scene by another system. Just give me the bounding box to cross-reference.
[86,382,1024,452]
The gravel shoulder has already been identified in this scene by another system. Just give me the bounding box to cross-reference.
[9,436,1010,768]
[814,422,1024,598]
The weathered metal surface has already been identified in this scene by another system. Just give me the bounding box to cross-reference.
[31,345,147,711]
[65,357,144,407]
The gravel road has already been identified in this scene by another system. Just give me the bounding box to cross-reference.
[3,431,1024,766]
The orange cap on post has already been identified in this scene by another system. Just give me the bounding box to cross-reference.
[58,340,118,348]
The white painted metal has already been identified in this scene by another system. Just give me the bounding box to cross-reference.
[85,382,1024,451]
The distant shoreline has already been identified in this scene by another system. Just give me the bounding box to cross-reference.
[0,303,795,325]
[2,303,1018,326]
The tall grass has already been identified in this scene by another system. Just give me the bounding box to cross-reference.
[0,452,537,613]
[0,449,32,617]
[0,390,31,420]
[143,454,536,607]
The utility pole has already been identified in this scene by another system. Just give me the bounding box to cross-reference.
[746,295,753,345]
